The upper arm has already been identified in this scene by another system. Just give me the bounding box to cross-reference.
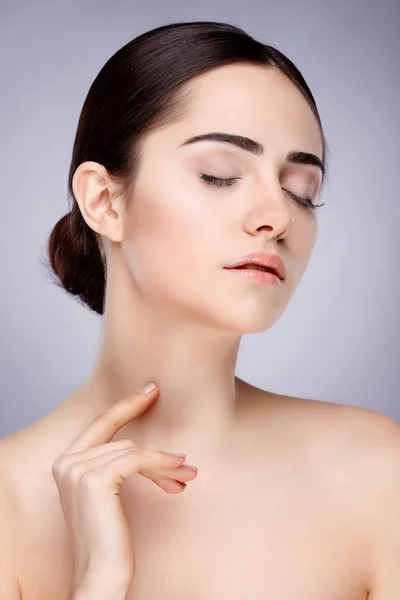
[0,443,22,599]
[0,569,21,600]
[348,409,400,599]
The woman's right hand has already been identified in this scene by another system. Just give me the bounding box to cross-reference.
[51,382,198,597]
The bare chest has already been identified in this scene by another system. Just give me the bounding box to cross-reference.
[123,470,365,600]
[19,459,367,600]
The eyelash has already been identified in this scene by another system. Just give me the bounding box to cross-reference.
[198,173,325,210]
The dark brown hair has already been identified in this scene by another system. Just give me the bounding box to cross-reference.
[46,20,329,315]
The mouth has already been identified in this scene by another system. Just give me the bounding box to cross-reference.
[223,252,286,282]
[227,264,279,275]
[223,265,283,285]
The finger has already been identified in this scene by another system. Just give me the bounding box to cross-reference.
[147,473,187,494]
[61,439,138,465]
[61,448,187,484]
[140,464,198,484]
[75,454,197,494]
[64,387,159,454]
[78,449,188,494]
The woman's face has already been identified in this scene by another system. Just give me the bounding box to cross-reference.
[120,63,324,333]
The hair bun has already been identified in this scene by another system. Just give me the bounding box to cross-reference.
[47,205,105,314]
[45,20,326,316]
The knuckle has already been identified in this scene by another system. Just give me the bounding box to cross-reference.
[115,439,138,450]
[117,446,141,471]
[65,462,86,485]
[123,446,140,460]
[80,470,103,491]
[51,458,60,476]
[52,456,68,478]
[158,450,178,461]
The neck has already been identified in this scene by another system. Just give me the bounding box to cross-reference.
[84,276,247,459]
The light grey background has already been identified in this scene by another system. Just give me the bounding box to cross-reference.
[0,0,399,438]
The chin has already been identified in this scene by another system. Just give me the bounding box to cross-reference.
[216,309,284,335]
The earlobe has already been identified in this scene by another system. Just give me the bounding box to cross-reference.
[72,161,124,243]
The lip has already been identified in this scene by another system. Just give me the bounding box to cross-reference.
[223,251,286,282]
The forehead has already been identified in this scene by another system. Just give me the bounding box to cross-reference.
[164,63,323,160]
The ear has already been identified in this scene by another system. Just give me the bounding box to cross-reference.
[72,161,124,244]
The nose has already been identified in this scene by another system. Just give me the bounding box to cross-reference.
[243,185,294,240]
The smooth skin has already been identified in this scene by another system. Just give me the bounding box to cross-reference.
[0,63,399,599]
[1,384,400,600]
[52,384,197,597]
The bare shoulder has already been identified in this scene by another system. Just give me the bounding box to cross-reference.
[0,405,81,599]
[0,438,23,598]
[299,395,400,490]
[251,385,400,596]
[245,382,400,505]
[247,382,400,452]
[0,389,95,502]
[0,395,86,545]
[312,399,400,598]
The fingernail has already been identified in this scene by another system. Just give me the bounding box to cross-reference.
[140,382,157,394]
[170,453,187,459]
[185,464,198,472]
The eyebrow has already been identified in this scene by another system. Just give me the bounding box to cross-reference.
[180,131,325,180]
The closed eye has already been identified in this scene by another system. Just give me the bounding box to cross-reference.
[198,173,325,210]
[199,173,237,187]
[282,189,325,209]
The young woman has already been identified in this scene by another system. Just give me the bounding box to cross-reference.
[0,20,398,600]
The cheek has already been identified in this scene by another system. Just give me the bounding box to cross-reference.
[121,185,217,287]
[291,218,318,280]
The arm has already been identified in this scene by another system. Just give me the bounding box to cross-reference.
[0,474,125,600]
[0,568,21,600]
[0,451,22,600]
[358,411,400,599]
